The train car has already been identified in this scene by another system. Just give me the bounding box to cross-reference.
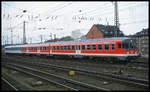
[5,45,23,54]
[21,43,50,55]
[50,37,139,60]
[4,37,139,61]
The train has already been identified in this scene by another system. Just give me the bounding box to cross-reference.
[4,37,139,61]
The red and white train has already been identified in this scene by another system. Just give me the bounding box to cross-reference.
[4,37,139,61]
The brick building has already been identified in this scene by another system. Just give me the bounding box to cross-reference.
[132,28,149,57]
[86,24,124,40]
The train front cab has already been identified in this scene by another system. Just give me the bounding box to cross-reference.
[118,38,139,61]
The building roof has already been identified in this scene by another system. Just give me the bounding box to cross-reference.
[134,28,149,37]
[94,24,124,37]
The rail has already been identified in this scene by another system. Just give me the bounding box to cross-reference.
[3,63,110,91]
[2,77,18,91]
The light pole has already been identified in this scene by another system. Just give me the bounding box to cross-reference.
[114,1,119,37]
[23,10,27,44]
[11,28,13,44]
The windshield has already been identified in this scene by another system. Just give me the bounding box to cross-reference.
[122,39,137,49]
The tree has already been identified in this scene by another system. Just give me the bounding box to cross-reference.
[61,36,74,41]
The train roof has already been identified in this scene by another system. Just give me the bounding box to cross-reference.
[5,37,131,48]
[50,37,131,44]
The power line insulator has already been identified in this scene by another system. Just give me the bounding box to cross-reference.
[23,10,27,13]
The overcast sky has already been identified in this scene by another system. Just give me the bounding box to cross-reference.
[1,1,148,44]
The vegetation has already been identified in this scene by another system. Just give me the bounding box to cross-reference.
[45,36,74,42]
[61,36,74,41]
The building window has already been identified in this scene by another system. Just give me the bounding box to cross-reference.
[82,45,85,50]
[111,44,115,50]
[98,44,102,50]
[104,44,109,50]
[92,44,96,50]
[87,45,91,50]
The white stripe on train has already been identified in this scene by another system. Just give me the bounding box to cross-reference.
[5,51,138,57]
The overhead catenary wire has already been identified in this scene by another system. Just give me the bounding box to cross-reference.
[89,3,148,17]
[120,19,148,26]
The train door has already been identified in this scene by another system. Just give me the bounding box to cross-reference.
[50,46,52,54]
[76,45,81,54]
[37,47,40,53]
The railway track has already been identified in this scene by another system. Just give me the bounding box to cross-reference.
[2,62,109,91]
[2,77,18,91]
[128,60,148,68]
[2,55,149,90]
[3,55,148,79]
[2,58,149,90]
[4,54,148,70]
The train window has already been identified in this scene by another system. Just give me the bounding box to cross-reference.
[53,46,55,50]
[72,45,75,50]
[92,45,96,50]
[123,39,137,49]
[61,46,63,50]
[111,44,115,50]
[76,45,80,50]
[82,45,85,50]
[118,43,121,48]
[104,44,109,50]
[68,45,70,50]
[87,45,90,50]
[79,45,80,50]
[98,44,102,50]
[64,46,67,50]
[57,46,59,50]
